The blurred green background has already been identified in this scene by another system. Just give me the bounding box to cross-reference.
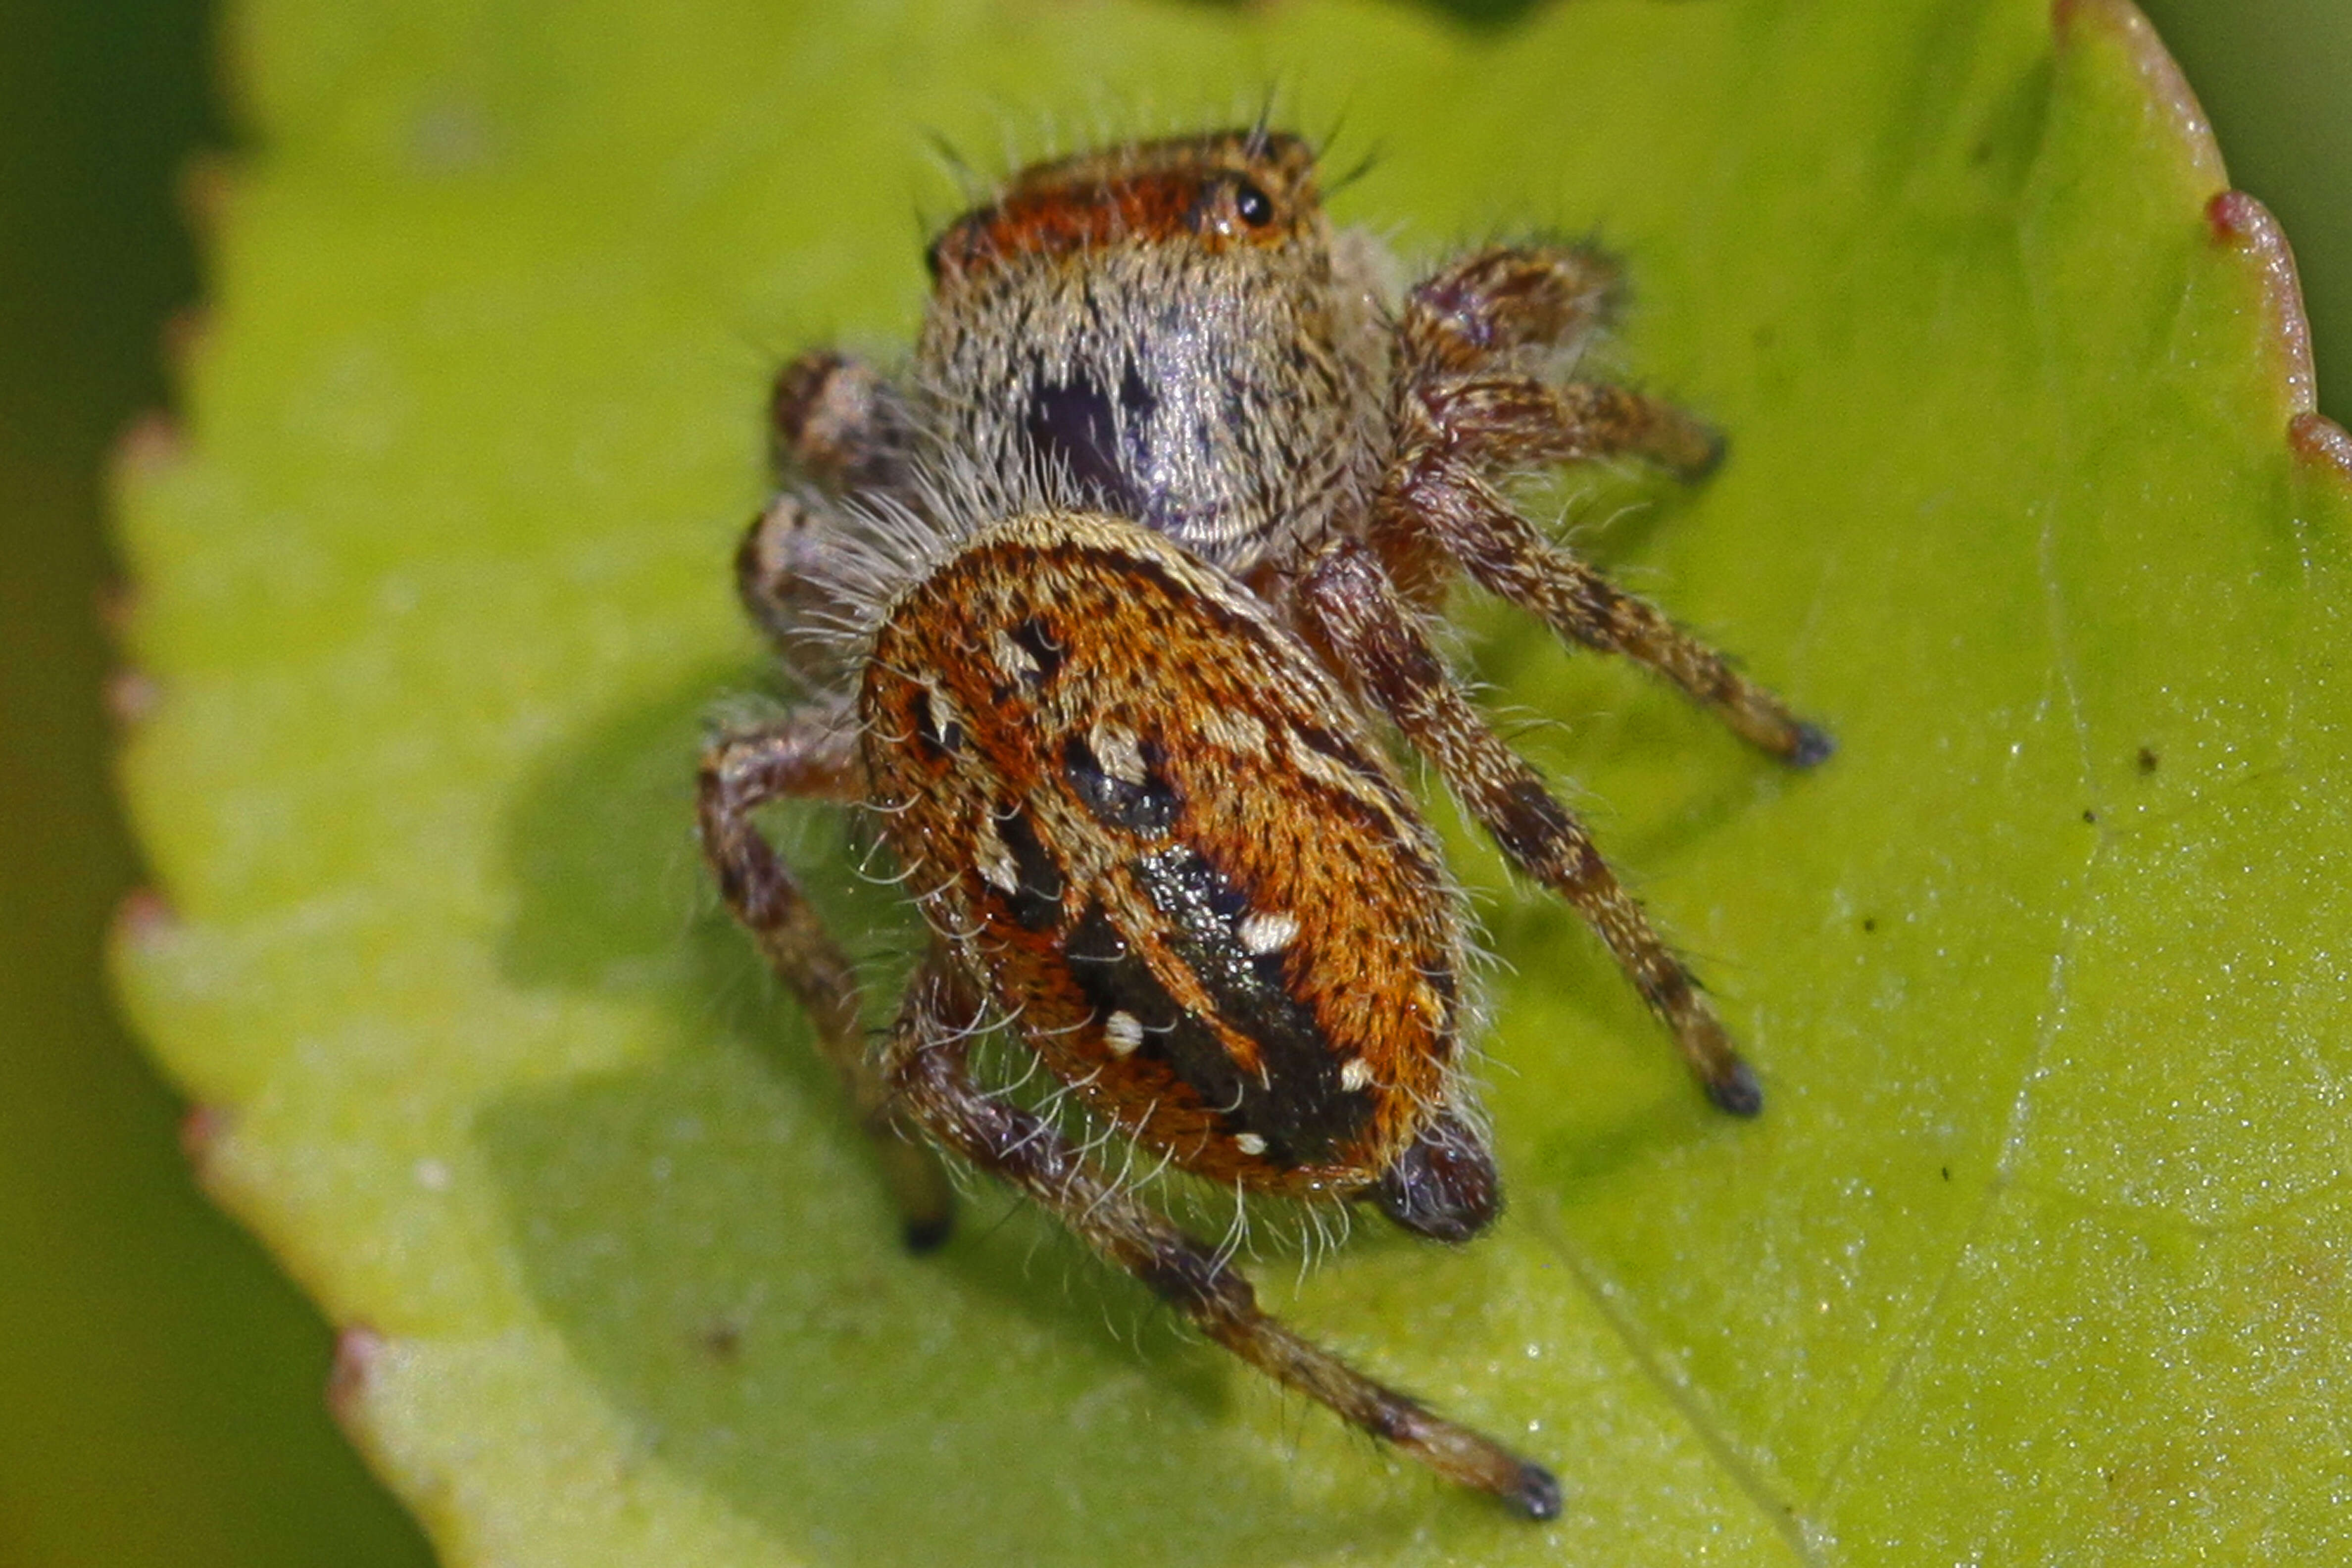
[1,2,2344,1564]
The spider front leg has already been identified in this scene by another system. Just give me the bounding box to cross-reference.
[1299,541,1761,1115]
[1385,247,1804,739]
[1401,243,1624,373]
[697,703,957,1248]
[1399,244,1721,477]
[881,955,1564,1520]
[1383,248,1830,763]
[767,347,912,494]
[1379,458,1830,764]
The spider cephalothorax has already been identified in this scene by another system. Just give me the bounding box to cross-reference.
[699,126,1828,1519]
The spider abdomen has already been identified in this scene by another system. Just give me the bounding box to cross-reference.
[861,509,1466,1195]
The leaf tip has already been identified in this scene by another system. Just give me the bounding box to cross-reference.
[2052,0,2225,190]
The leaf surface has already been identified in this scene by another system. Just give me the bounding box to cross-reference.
[114,1,2352,1561]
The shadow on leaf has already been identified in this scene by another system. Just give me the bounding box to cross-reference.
[479,669,1484,1563]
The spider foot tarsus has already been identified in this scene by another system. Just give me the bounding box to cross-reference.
[1789,720,1837,770]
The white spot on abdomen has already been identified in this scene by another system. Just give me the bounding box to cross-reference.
[1089,721,1147,786]
[990,627,1040,679]
[1104,1010,1145,1055]
[976,816,1018,893]
[1237,910,1299,955]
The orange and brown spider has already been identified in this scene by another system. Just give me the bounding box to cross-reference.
[698,126,1829,1519]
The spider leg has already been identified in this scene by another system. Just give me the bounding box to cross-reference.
[1376,252,1814,746]
[767,348,912,493]
[1298,541,1762,1116]
[1400,244,1624,372]
[698,704,956,1248]
[1378,455,1829,764]
[735,490,865,687]
[1397,244,1722,477]
[881,954,1563,1520]
[743,353,918,687]
[1402,370,1725,480]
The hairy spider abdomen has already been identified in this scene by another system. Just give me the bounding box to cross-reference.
[861,509,1469,1195]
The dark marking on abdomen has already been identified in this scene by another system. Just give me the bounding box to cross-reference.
[1007,616,1064,685]
[1128,847,1372,1165]
[911,688,963,758]
[1062,886,1368,1169]
[1063,733,1182,834]
[1065,904,1251,1139]
[992,808,1066,932]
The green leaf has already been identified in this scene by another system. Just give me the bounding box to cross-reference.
[112,0,2352,1561]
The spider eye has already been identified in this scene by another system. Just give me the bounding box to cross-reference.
[1232,179,1275,227]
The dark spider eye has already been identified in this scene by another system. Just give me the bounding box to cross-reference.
[1232,179,1274,227]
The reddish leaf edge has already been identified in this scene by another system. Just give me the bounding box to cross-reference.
[2057,0,2352,484]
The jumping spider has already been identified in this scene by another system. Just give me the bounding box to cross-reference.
[698,127,1828,1519]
